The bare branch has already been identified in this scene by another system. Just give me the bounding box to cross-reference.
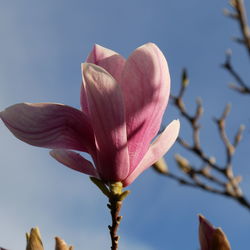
[224,0,250,54]
[232,0,250,55]
[223,0,250,94]
[222,50,250,93]
[154,69,250,210]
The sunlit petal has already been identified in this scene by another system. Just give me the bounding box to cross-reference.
[121,43,171,173]
[82,63,129,181]
[123,120,180,186]
[50,149,98,177]
[0,103,95,152]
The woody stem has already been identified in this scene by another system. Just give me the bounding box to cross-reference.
[108,196,123,250]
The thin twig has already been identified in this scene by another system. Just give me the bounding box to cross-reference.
[223,0,250,93]
[90,178,130,250]
[213,104,234,167]
[222,50,250,93]
[108,199,122,250]
[233,0,250,55]
[224,0,250,55]
[107,182,130,250]
[154,69,250,210]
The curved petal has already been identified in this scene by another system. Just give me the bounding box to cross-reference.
[81,44,126,113]
[123,120,180,187]
[86,44,119,64]
[86,44,126,82]
[82,63,129,181]
[121,43,171,173]
[50,149,98,177]
[0,103,95,152]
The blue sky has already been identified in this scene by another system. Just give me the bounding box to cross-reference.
[0,0,250,249]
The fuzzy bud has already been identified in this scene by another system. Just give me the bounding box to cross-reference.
[26,227,44,250]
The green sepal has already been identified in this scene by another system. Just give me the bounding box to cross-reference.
[90,177,110,198]
[118,190,131,201]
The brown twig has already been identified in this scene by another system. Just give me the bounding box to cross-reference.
[107,182,127,250]
[223,0,250,94]
[171,70,223,173]
[90,178,130,250]
[108,198,122,250]
[224,0,250,55]
[232,0,250,55]
[222,50,250,94]
[155,69,250,210]
[107,182,131,250]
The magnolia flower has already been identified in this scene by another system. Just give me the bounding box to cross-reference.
[199,215,231,250]
[0,43,179,186]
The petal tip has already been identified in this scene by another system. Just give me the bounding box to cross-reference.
[198,214,205,223]
[49,149,57,158]
[49,149,64,160]
[81,62,88,70]
[173,119,180,127]
[137,42,162,54]
[199,215,215,232]
[168,119,180,137]
[145,42,157,47]
[93,43,102,50]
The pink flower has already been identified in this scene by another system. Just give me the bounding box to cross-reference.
[0,43,179,186]
[199,215,231,250]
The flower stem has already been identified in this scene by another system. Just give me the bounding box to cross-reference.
[107,182,130,250]
[108,198,122,250]
[90,178,130,250]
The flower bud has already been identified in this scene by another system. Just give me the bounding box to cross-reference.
[55,237,74,250]
[153,158,168,174]
[181,69,189,88]
[199,215,231,250]
[26,227,44,250]
[175,154,190,173]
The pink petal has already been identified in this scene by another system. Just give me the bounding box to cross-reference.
[81,44,126,113]
[50,149,98,177]
[82,63,129,181]
[123,120,180,186]
[86,44,126,82]
[86,44,119,64]
[121,43,171,173]
[0,103,95,153]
